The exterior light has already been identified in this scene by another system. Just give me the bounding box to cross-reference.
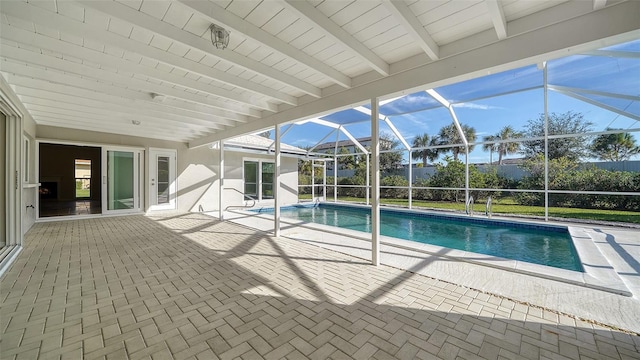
[210,24,230,50]
[151,93,166,102]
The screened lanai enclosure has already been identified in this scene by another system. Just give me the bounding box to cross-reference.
[245,39,640,225]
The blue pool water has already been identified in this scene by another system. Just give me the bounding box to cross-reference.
[254,204,583,272]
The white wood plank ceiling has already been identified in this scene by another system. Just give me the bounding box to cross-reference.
[0,0,638,144]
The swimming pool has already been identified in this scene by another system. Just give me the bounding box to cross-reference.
[254,203,584,272]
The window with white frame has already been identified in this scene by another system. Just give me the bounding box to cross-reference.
[243,160,274,201]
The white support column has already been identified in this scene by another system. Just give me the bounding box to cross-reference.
[366,156,370,205]
[311,159,315,201]
[334,130,340,203]
[274,125,281,236]
[371,97,381,266]
[465,146,470,206]
[408,149,412,209]
[322,162,326,201]
[543,62,549,221]
[218,140,224,221]
[333,155,337,202]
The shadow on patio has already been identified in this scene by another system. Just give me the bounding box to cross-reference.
[1,214,638,359]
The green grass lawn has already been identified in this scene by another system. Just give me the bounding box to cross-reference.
[298,194,640,224]
[76,189,90,198]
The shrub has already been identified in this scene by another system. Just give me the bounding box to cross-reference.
[337,176,365,198]
[380,175,408,199]
[515,155,640,210]
[428,158,489,202]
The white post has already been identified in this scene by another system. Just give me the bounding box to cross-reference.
[366,156,370,205]
[371,97,380,266]
[275,125,281,236]
[465,146,470,207]
[333,155,337,202]
[543,62,549,221]
[322,162,327,201]
[408,150,412,209]
[310,160,315,202]
[218,140,224,221]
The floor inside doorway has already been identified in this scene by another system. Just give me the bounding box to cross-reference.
[39,199,101,217]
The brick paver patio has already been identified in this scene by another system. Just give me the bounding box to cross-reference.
[1,214,639,359]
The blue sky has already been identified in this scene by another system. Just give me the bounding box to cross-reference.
[270,40,640,164]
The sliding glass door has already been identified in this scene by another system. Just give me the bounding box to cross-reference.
[102,147,142,214]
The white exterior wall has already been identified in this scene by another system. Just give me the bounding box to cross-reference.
[36,125,299,216]
[22,118,37,235]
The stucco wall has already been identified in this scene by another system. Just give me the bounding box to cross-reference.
[36,126,299,215]
[179,147,299,213]
[21,108,37,235]
[37,125,187,212]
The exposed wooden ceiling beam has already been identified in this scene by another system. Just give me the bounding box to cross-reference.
[0,43,262,118]
[78,0,303,103]
[0,24,278,112]
[594,0,608,10]
[29,110,208,137]
[485,0,508,40]
[0,61,248,124]
[79,1,319,96]
[13,89,225,132]
[189,0,640,147]
[4,75,234,129]
[281,0,390,76]
[177,0,351,89]
[35,117,196,142]
[382,0,439,60]
[27,105,204,135]
[2,0,297,105]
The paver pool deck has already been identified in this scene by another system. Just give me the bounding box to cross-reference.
[1,213,639,359]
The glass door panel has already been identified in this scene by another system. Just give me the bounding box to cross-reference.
[157,156,170,204]
[148,149,176,211]
[102,148,141,214]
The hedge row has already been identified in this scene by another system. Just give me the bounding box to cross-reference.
[299,157,639,211]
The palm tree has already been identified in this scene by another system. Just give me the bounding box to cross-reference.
[590,128,640,161]
[438,123,476,160]
[411,133,439,166]
[494,126,523,164]
[482,135,498,164]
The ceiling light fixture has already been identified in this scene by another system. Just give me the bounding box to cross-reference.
[131,120,141,125]
[210,24,230,50]
[151,93,166,102]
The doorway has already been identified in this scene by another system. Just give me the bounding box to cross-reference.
[102,147,142,214]
[39,143,144,218]
[148,148,177,211]
[39,143,102,217]
[74,159,92,199]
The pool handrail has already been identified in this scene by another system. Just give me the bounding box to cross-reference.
[224,188,256,210]
[486,196,493,218]
[465,196,474,216]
